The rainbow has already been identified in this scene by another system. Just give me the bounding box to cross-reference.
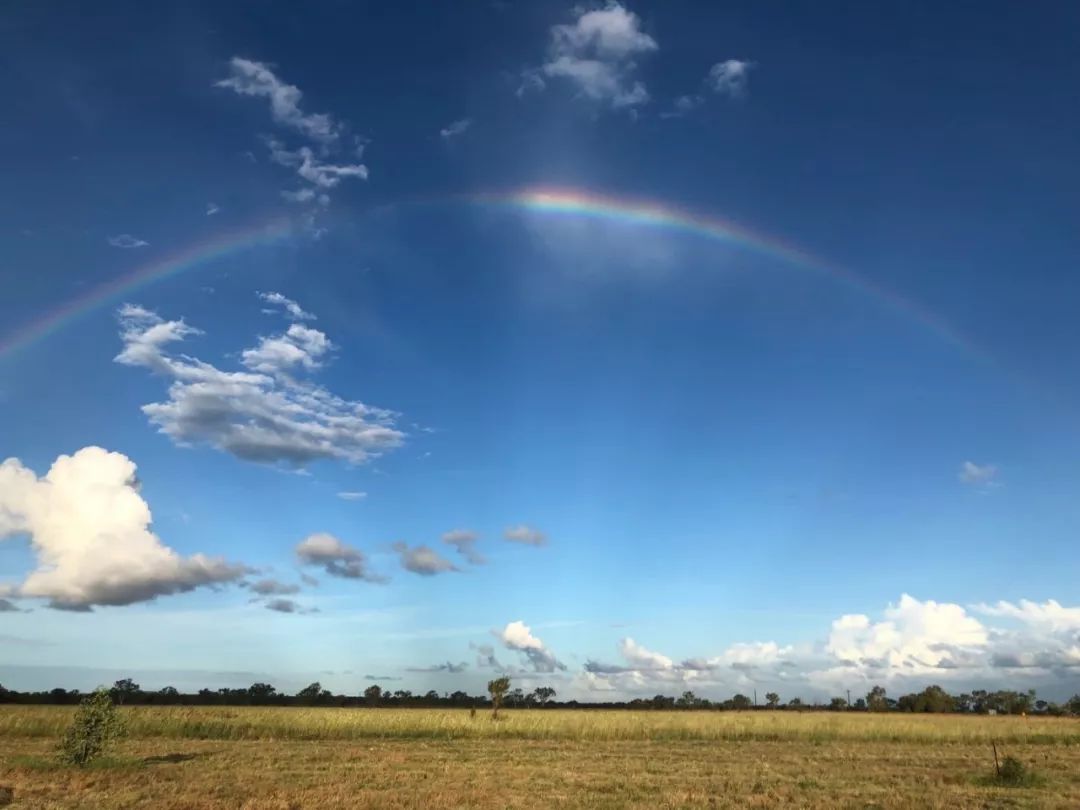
[0,217,295,360]
[469,187,985,361]
[0,187,983,365]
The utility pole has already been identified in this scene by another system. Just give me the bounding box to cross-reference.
[846,689,851,708]
[754,689,758,707]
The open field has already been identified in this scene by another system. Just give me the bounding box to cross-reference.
[2,707,1079,808]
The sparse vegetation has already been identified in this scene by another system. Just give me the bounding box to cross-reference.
[487,677,510,720]
[0,706,1075,807]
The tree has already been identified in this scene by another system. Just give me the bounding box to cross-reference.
[363,685,382,706]
[787,697,803,708]
[247,683,277,705]
[765,692,780,708]
[677,691,699,709]
[296,682,324,706]
[828,697,848,711]
[110,678,140,705]
[1066,695,1080,715]
[730,694,753,710]
[57,688,126,766]
[507,687,525,707]
[488,677,511,719]
[866,685,888,712]
[531,686,557,706]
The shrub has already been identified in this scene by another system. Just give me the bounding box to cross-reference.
[57,688,126,766]
[995,756,1036,787]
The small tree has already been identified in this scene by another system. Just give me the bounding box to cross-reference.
[765,692,780,708]
[109,678,140,705]
[363,685,382,706]
[488,677,510,719]
[532,686,556,706]
[58,688,126,766]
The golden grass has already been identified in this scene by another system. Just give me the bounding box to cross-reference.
[1,705,1078,744]
[1,708,1078,808]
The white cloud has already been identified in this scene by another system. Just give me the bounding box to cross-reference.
[296,533,385,582]
[442,529,485,565]
[107,234,149,249]
[580,594,1080,700]
[206,202,220,216]
[115,304,404,468]
[661,93,704,118]
[336,491,367,501]
[496,620,566,672]
[215,57,340,143]
[539,2,657,109]
[504,524,547,546]
[707,59,753,97]
[258,291,316,322]
[619,637,674,670]
[266,139,368,188]
[392,542,458,576]
[439,118,472,139]
[0,447,248,610]
[959,461,999,488]
[265,597,317,614]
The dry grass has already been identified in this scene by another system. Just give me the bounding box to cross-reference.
[1,707,1078,808]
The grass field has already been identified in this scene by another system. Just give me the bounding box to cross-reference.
[1,706,1078,808]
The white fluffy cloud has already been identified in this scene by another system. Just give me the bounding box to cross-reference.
[539,3,657,109]
[296,533,385,582]
[216,57,341,143]
[114,303,404,468]
[496,620,566,673]
[107,234,148,249]
[392,542,459,576]
[0,447,248,610]
[439,118,471,139]
[707,59,752,97]
[504,524,547,546]
[581,594,1080,699]
[442,529,485,565]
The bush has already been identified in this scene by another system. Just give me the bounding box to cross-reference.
[57,688,126,766]
[994,756,1036,787]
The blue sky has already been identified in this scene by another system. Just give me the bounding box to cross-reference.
[2,1,1080,701]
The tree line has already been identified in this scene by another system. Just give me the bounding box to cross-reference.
[2,680,1078,715]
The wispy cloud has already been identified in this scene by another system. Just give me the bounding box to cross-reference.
[707,59,753,98]
[107,234,148,249]
[258,291,316,322]
[215,57,341,143]
[959,461,1000,489]
[504,525,547,546]
[206,202,220,216]
[439,118,472,139]
[442,529,485,565]
[336,491,367,501]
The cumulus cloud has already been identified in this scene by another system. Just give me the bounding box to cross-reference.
[336,491,367,501]
[581,594,1080,699]
[296,533,386,582]
[504,525,547,546]
[258,291,315,322]
[392,542,458,576]
[114,304,404,468]
[707,59,753,97]
[265,138,368,188]
[471,642,503,670]
[442,529,485,565]
[247,578,300,596]
[215,57,341,143]
[439,118,472,139]
[0,599,21,612]
[107,234,148,249]
[496,620,566,673]
[959,461,999,488]
[405,661,469,673]
[538,2,657,109]
[0,447,248,610]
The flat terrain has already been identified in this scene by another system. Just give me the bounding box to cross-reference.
[1,707,1078,808]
